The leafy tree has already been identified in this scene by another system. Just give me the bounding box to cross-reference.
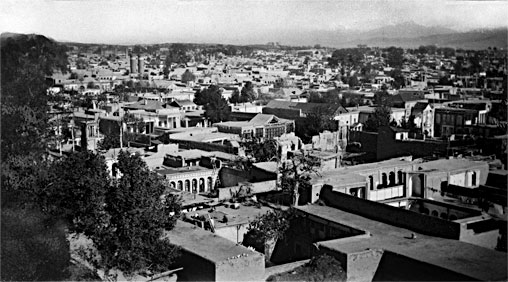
[237,138,278,170]
[267,254,346,282]
[295,105,338,144]
[1,34,68,160]
[194,85,231,123]
[280,151,321,206]
[92,150,181,275]
[247,209,294,243]
[347,75,359,87]
[181,69,196,84]
[389,68,405,89]
[240,81,257,102]
[364,106,392,132]
[43,151,110,235]
[1,206,70,281]
[385,46,404,68]
[229,89,242,104]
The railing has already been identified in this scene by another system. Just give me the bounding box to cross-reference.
[369,185,404,201]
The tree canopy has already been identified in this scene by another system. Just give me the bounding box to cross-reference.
[280,152,321,206]
[194,85,231,123]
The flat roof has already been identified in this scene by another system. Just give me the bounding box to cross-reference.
[171,132,239,143]
[186,202,273,228]
[164,220,263,263]
[156,165,210,175]
[296,205,507,281]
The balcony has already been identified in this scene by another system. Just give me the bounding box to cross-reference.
[369,185,404,201]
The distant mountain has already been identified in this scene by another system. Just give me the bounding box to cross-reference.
[338,28,508,49]
[352,21,457,40]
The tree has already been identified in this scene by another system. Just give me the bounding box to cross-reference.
[194,85,231,123]
[295,105,338,144]
[385,46,404,68]
[1,34,68,160]
[280,151,321,206]
[1,206,70,281]
[347,75,359,87]
[92,150,181,275]
[240,81,257,102]
[229,89,242,104]
[389,68,405,89]
[247,209,293,243]
[365,106,392,132]
[237,138,278,170]
[181,69,196,84]
[43,151,111,235]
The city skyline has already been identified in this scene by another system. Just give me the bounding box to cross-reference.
[1,0,507,45]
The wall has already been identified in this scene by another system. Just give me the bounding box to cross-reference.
[218,180,277,201]
[372,251,475,281]
[172,250,216,281]
[376,127,447,161]
[345,249,384,282]
[219,167,277,188]
[215,223,249,244]
[459,219,501,249]
[172,139,239,154]
[262,107,301,120]
[320,186,461,239]
[215,252,265,282]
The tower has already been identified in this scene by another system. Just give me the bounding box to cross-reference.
[130,55,137,74]
[138,55,144,76]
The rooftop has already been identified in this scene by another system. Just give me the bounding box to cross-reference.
[297,204,507,281]
[164,220,263,263]
[186,202,273,228]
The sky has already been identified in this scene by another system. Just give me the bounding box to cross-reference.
[1,0,507,45]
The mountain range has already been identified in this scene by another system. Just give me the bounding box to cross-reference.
[2,22,507,49]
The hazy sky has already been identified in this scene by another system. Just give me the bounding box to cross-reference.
[1,0,507,45]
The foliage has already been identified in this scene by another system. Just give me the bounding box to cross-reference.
[90,151,181,274]
[1,206,70,281]
[280,151,321,206]
[388,68,405,89]
[1,34,68,159]
[240,81,257,102]
[43,151,111,235]
[194,85,231,123]
[364,105,392,132]
[181,69,196,83]
[384,46,404,68]
[295,105,338,144]
[328,48,365,68]
[267,254,346,282]
[229,89,242,104]
[347,75,359,87]
[247,209,295,242]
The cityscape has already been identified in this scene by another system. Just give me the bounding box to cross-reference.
[1,0,507,281]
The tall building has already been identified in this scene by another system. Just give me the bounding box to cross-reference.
[138,55,144,75]
[130,55,137,74]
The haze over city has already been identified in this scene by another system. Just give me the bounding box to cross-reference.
[1,0,507,45]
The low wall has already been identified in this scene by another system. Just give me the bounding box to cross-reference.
[219,167,277,188]
[172,139,239,154]
[218,180,277,201]
[264,260,310,281]
[320,186,461,239]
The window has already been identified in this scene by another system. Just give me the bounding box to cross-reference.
[381,173,387,187]
[369,176,374,190]
[397,171,403,184]
[389,172,396,186]
[471,171,477,186]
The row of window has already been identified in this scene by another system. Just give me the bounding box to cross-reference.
[369,171,405,190]
[169,177,214,193]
